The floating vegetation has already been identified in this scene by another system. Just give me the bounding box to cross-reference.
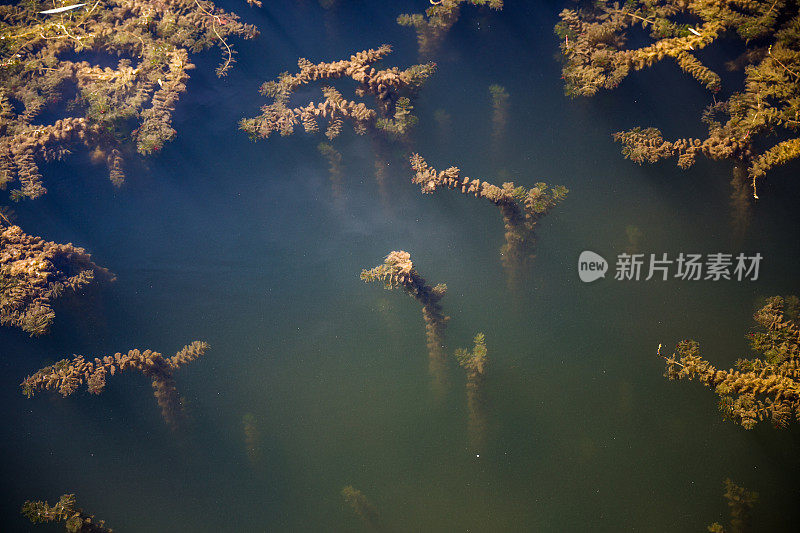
[1,223,113,336]
[410,154,567,284]
[361,251,449,391]
[22,493,112,532]
[240,45,434,198]
[555,1,800,197]
[708,479,759,533]
[21,341,209,430]
[240,45,435,142]
[662,296,800,429]
[454,332,488,453]
[0,0,257,200]
[397,0,503,59]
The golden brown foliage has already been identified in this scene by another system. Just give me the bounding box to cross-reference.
[1,223,113,335]
[361,251,449,389]
[240,45,435,141]
[397,0,503,59]
[455,332,488,452]
[708,479,759,533]
[556,1,800,196]
[410,154,567,281]
[663,296,800,429]
[21,341,209,429]
[0,0,257,200]
[22,493,112,532]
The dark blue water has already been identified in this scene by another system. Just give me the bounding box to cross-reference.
[2,1,800,531]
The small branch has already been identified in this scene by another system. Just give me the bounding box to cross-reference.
[769,45,799,80]
[193,0,233,74]
[616,9,656,26]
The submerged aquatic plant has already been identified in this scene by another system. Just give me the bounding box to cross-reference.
[555,0,800,197]
[241,45,434,201]
[341,485,384,531]
[708,479,759,533]
[489,84,509,156]
[239,45,435,142]
[361,251,449,390]
[409,154,567,284]
[0,0,258,200]
[663,296,800,429]
[21,341,209,430]
[397,0,504,59]
[433,108,453,142]
[317,142,344,197]
[1,223,113,335]
[455,332,488,453]
[242,412,262,466]
[22,493,112,532]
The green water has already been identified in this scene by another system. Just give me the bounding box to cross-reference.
[2,1,800,531]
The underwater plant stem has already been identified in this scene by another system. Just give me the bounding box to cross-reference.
[193,0,234,73]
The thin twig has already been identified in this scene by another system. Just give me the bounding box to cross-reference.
[769,45,799,80]
[616,9,655,26]
[193,0,233,74]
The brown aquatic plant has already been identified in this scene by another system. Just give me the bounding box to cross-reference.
[239,45,435,142]
[21,341,209,430]
[0,0,257,200]
[22,493,112,532]
[555,1,800,197]
[397,0,504,59]
[341,485,384,531]
[433,108,453,143]
[1,223,113,335]
[361,251,449,390]
[409,154,568,283]
[317,141,344,198]
[708,479,759,533]
[373,156,390,205]
[624,224,643,255]
[455,332,488,453]
[729,165,752,241]
[489,84,509,156]
[240,46,434,200]
[662,296,800,429]
[0,204,14,225]
[242,412,262,466]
